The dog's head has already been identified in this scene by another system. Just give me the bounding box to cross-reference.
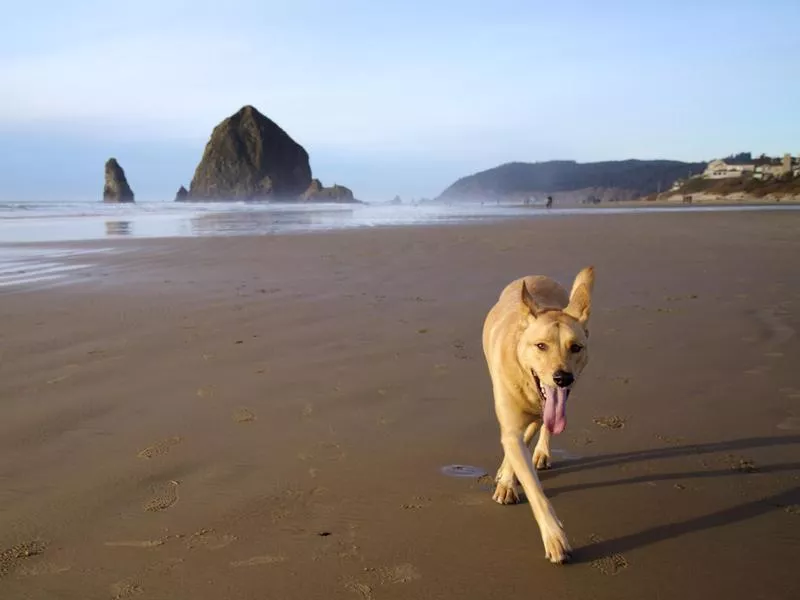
[516,267,594,435]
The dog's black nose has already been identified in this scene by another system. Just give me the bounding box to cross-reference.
[553,370,574,388]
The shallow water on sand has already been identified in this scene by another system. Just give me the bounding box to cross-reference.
[1,202,798,290]
[0,247,117,289]
[1,200,798,244]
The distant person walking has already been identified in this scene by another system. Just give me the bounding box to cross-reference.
[545,196,553,209]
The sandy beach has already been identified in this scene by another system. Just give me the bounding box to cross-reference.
[1,210,798,599]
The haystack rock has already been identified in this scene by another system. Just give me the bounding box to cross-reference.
[187,105,311,201]
[174,185,189,202]
[301,179,358,203]
[103,158,135,203]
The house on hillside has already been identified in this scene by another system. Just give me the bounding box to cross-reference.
[702,159,755,179]
[753,154,796,180]
[701,153,797,180]
[670,179,686,191]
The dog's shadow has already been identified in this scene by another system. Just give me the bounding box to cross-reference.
[537,435,800,563]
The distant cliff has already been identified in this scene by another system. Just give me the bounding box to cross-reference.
[437,159,707,203]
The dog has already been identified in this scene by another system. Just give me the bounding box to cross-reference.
[482,266,594,564]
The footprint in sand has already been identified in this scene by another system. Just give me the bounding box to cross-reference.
[0,541,46,579]
[230,555,285,567]
[349,563,421,595]
[344,580,374,600]
[185,529,237,551]
[143,481,179,512]
[137,436,183,459]
[110,579,143,599]
[588,534,628,575]
[726,455,758,473]
[373,563,422,584]
[232,408,256,423]
[196,385,216,398]
[591,552,629,575]
[336,540,361,560]
[401,496,433,510]
[593,416,627,430]
[571,432,595,446]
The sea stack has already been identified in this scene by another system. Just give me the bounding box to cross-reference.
[187,105,312,201]
[103,158,135,203]
[301,179,358,203]
[174,185,189,202]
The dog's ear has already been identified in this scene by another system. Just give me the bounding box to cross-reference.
[520,280,539,316]
[565,266,594,325]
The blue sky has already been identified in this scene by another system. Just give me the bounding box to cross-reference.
[1,0,798,201]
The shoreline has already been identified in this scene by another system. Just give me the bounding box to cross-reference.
[1,202,798,249]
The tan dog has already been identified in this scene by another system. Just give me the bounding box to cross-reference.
[482,266,594,564]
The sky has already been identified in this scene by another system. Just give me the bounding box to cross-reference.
[1,0,798,202]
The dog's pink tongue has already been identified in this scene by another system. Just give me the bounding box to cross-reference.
[543,386,569,434]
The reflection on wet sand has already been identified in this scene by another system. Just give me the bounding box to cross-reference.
[188,207,357,236]
[2,203,799,245]
[105,221,133,236]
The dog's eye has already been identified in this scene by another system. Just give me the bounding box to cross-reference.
[569,343,583,353]
[535,343,548,351]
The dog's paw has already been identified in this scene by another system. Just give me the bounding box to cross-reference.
[492,481,520,505]
[540,522,572,564]
[533,449,551,470]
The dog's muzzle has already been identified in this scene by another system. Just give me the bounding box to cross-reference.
[533,371,571,434]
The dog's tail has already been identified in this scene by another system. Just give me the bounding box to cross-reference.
[570,266,595,298]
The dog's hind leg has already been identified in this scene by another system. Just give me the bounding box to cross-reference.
[533,426,551,470]
[492,421,538,505]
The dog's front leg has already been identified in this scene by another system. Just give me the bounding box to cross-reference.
[533,425,551,470]
[500,426,571,563]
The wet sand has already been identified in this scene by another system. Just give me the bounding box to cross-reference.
[1,211,798,599]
